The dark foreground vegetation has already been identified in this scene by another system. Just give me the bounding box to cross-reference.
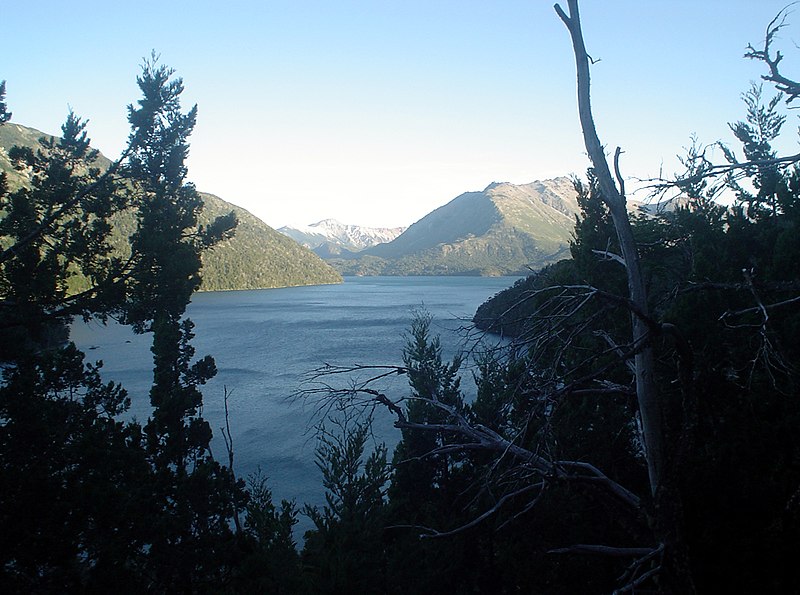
[2,2,800,593]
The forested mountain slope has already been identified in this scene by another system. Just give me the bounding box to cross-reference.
[0,123,341,290]
[198,193,341,290]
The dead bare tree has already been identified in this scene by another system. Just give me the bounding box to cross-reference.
[555,3,696,591]
[554,0,664,500]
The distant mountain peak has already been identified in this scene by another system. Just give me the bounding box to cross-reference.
[333,177,581,276]
[278,220,406,254]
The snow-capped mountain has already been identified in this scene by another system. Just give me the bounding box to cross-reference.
[278,219,406,254]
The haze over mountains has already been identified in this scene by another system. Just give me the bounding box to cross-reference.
[4,121,586,282]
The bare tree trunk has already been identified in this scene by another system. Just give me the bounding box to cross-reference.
[555,0,663,500]
[555,2,695,591]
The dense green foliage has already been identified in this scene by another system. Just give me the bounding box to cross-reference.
[301,410,389,593]
[198,192,341,290]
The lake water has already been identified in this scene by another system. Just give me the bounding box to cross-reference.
[71,276,518,521]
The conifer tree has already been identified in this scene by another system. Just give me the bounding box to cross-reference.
[1,60,247,591]
[301,409,389,594]
[0,80,151,592]
[121,55,242,587]
[233,471,301,593]
[0,110,130,356]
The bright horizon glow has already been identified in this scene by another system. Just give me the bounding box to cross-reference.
[4,1,798,228]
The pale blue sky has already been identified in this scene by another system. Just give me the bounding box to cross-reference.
[4,1,798,227]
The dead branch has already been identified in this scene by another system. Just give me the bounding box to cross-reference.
[683,280,800,293]
[220,386,242,534]
[641,151,800,197]
[594,330,637,375]
[592,248,626,266]
[642,5,800,199]
[296,363,409,421]
[301,358,642,511]
[411,481,546,539]
[613,147,626,199]
[614,543,666,594]
[548,544,656,558]
[720,293,800,320]
[566,384,636,398]
[499,283,661,333]
[393,397,642,509]
[745,4,800,104]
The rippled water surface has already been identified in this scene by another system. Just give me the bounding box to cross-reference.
[71,276,518,514]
